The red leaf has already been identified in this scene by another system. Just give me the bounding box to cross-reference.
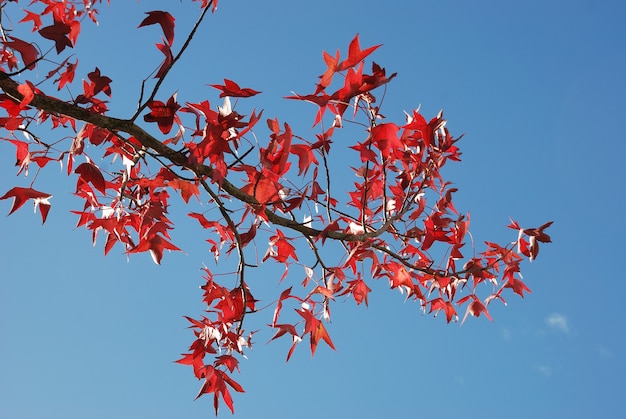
[17,82,35,108]
[272,287,293,326]
[0,186,52,224]
[370,122,401,160]
[56,59,77,90]
[4,37,39,69]
[290,143,318,176]
[19,10,43,32]
[131,233,181,265]
[168,178,199,203]
[459,296,493,325]
[143,94,180,134]
[154,42,173,78]
[318,49,340,90]
[138,11,175,45]
[340,277,372,306]
[8,140,29,172]
[338,34,381,71]
[429,298,458,323]
[86,67,112,97]
[210,79,261,98]
[74,161,107,195]
[296,308,336,356]
[214,355,239,373]
[241,176,279,204]
[504,277,532,298]
[39,19,73,53]
[267,323,298,343]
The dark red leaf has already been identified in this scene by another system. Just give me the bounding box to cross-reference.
[210,79,261,98]
[138,11,175,45]
[4,37,39,69]
[0,186,52,223]
[143,94,180,134]
[39,20,73,53]
[74,161,107,195]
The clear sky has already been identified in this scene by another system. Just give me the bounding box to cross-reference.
[1,1,625,418]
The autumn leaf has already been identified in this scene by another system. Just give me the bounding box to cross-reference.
[19,10,43,32]
[39,19,73,53]
[8,140,30,175]
[0,186,52,224]
[504,277,532,298]
[318,49,340,90]
[155,42,173,78]
[55,59,77,90]
[4,36,39,69]
[267,323,298,343]
[86,67,112,97]
[17,82,35,109]
[74,161,107,195]
[338,34,381,71]
[214,355,240,373]
[458,295,493,325]
[130,232,181,265]
[339,277,372,306]
[138,11,175,45]
[290,143,318,176]
[428,298,458,323]
[143,93,181,134]
[210,79,261,98]
[168,178,200,203]
[296,308,336,356]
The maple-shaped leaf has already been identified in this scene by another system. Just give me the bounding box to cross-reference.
[39,19,73,53]
[428,298,458,323]
[143,94,181,134]
[210,79,261,98]
[214,355,240,373]
[370,122,401,160]
[267,323,298,344]
[338,34,381,71]
[86,67,112,97]
[504,277,532,298]
[74,161,107,195]
[154,42,173,79]
[168,178,199,203]
[290,143,318,176]
[241,176,280,204]
[138,11,175,45]
[55,59,78,90]
[17,82,36,109]
[0,186,52,223]
[131,233,181,264]
[458,295,493,325]
[318,49,340,90]
[8,140,30,175]
[523,221,554,243]
[296,308,336,356]
[4,37,39,69]
[19,10,43,32]
[339,277,372,306]
[272,287,294,326]
[193,365,244,414]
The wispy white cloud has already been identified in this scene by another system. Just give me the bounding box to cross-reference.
[501,327,512,342]
[533,364,552,377]
[546,313,569,333]
[597,344,613,360]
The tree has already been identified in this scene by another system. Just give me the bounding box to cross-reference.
[0,1,552,414]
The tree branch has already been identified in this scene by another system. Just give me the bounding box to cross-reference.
[0,72,397,244]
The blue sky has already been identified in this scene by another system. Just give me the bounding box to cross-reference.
[1,0,625,418]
